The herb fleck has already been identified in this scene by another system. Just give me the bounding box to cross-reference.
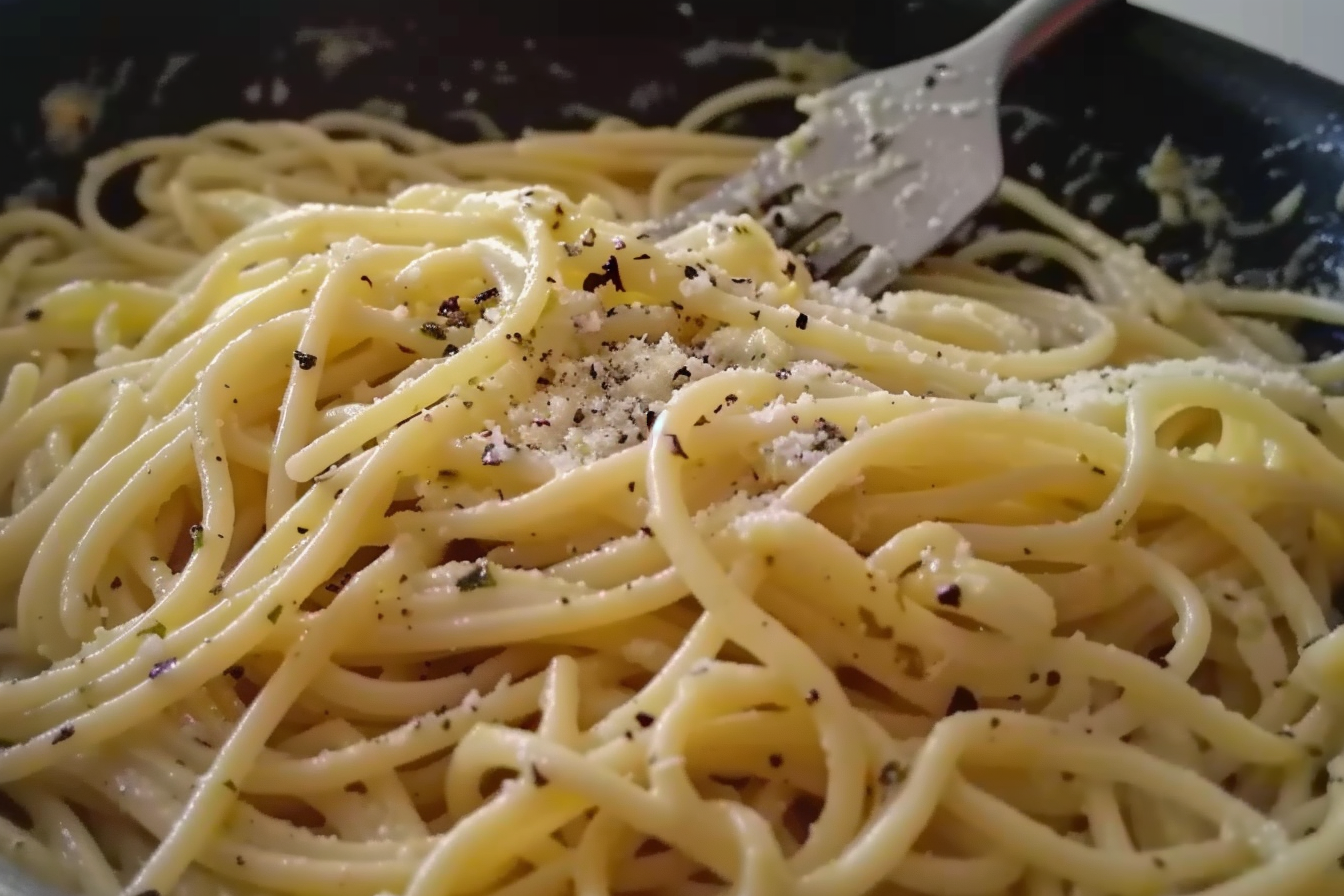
[457,563,496,591]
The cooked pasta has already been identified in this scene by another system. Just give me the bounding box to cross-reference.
[2,96,1344,896]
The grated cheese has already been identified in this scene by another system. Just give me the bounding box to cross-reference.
[40,83,103,155]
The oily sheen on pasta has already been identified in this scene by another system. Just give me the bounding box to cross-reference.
[4,106,1344,896]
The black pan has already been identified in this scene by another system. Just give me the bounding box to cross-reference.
[1,1,1343,893]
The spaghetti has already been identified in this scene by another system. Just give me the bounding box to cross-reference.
[2,98,1344,896]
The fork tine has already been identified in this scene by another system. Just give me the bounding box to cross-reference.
[799,225,863,279]
[647,147,794,240]
[839,247,904,296]
[763,193,831,248]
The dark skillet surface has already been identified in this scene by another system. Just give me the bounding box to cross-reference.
[1,1,1344,893]
[2,0,1344,307]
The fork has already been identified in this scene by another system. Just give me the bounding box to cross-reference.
[653,0,1113,294]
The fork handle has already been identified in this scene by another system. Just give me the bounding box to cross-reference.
[968,0,1116,74]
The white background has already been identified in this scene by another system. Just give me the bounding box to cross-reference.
[1136,0,1344,83]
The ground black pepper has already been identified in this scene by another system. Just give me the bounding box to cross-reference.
[946,686,979,715]
[293,350,318,370]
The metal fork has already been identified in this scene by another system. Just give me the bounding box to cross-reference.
[653,0,1113,294]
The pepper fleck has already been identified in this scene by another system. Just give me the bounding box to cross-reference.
[23,308,43,321]
[634,712,655,728]
[946,686,979,715]
[667,433,688,459]
[795,312,809,330]
[421,321,447,340]
[52,725,75,745]
[293,350,318,370]
[475,287,500,304]
[935,583,962,608]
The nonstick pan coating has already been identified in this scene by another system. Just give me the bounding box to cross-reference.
[1,1,1344,893]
